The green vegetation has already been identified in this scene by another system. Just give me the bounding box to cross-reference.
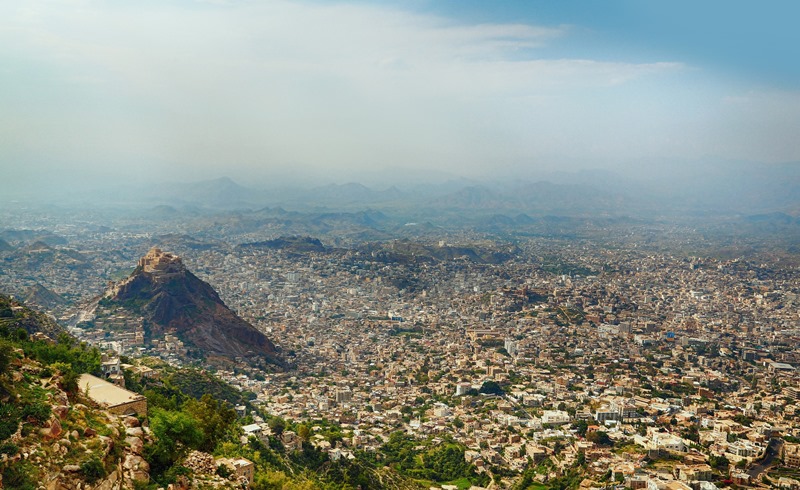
[80,457,107,484]
[479,380,505,396]
[0,302,130,489]
[380,431,488,487]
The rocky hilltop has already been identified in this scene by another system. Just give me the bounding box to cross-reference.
[103,248,282,366]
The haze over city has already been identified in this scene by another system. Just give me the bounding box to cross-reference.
[6,3,800,490]
[2,0,800,195]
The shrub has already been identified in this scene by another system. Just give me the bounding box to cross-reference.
[80,457,107,483]
[3,461,36,490]
[21,401,51,424]
[0,441,19,455]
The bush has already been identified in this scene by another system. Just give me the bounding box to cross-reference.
[0,340,13,375]
[80,457,107,483]
[216,463,232,478]
[0,403,19,441]
[3,461,36,490]
[0,441,19,455]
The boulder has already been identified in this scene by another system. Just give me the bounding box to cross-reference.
[98,435,114,456]
[53,405,69,420]
[83,427,97,438]
[41,417,62,439]
[125,436,144,455]
[182,450,217,475]
[94,469,119,490]
[125,427,144,437]
[123,454,150,474]
[123,416,140,428]
[105,424,120,438]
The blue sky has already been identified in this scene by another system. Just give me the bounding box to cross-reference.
[421,0,800,87]
[1,0,799,190]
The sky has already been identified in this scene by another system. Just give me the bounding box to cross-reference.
[1,0,799,191]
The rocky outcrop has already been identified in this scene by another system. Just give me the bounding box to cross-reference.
[103,248,282,366]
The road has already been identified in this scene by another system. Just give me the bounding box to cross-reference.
[748,437,784,479]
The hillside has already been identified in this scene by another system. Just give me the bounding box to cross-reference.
[0,329,145,489]
[0,293,66,339]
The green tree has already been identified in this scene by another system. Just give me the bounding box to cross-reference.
[146,408,203,478]
[268,417,286,437]
[573,419,589,438]
[479,380,505,396]
[709,453,730,471]
[423,443,471,481]
[183,393,237,452]
[586,430,612,446]
[296,424,311,441]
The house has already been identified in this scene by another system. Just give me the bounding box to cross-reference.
[542,410,570,425]
[216,457,255,487]
[78,373,147,416]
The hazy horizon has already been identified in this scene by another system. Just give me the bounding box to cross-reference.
[2,1,800,197]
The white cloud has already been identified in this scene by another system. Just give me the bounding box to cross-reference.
[0,0,797,185]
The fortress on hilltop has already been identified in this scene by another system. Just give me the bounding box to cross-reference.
[138,248,185,277]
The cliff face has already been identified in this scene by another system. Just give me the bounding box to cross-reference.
[106,248,281,366]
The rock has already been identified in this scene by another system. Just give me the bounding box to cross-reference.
[48,389,69,407]
[131,469,150,482]
[125,436,144,455]
[63,464,81,472]
[125,427,144,437]
[41,417,62,439]
[167,475,190,490]
[123,416,140,428]
[53,405,69,420]
[94,469,119,490]
[70,430,79,440]
[59,437,71,447]
[83,427,97,438]
[98,435,114,456]
[182,450,217,475]
[105,424,119,438]
[124,454,150,475]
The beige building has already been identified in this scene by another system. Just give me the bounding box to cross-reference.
[785,443,800,468]
[78,373,147,416]
[217,457,255,487]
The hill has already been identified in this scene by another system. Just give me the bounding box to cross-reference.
[0,293,66,339]
[237,235,326,253]
[101,248,283,367]
[23,283,67,312]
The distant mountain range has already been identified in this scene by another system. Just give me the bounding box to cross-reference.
[74,160,799,219]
